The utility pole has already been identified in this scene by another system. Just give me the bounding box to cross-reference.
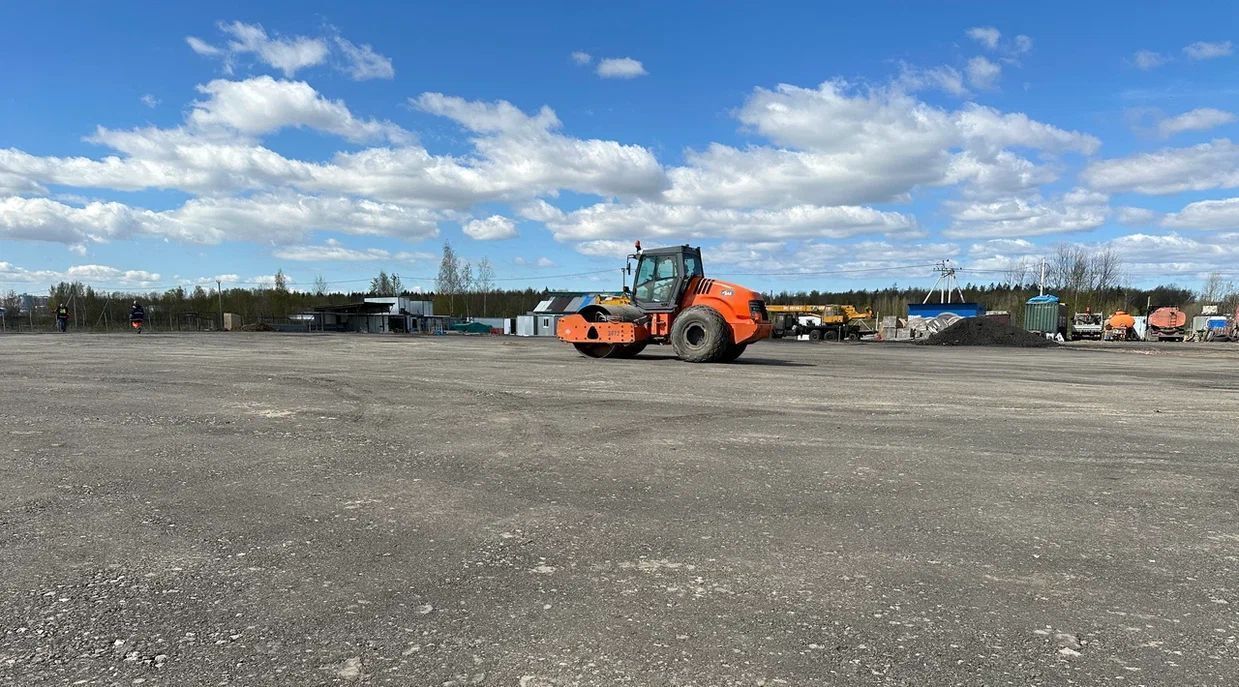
[1039,259,1046,297]
[217,280,224,331]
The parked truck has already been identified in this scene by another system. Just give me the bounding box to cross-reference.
[1145,306,1187,342]
[1070,310,1103,340]
[1103,311,1138,341]
[768,304,872,341]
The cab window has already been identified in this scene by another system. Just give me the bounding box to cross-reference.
[634,255,680,303]
[684,254,703,278]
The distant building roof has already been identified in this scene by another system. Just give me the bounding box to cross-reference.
[309,302,392,314]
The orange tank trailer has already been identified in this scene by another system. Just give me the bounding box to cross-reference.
[1103,311,1137,341]
[1146,306,1187,342]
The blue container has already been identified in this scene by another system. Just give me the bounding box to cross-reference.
[907,302,986,319]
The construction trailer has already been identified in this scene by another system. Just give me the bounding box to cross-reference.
[515,315,536,337]
[514,315,570,336]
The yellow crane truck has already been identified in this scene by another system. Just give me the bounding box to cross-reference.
[767,304,873,342]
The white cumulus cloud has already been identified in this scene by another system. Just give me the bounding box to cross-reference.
[1156,108,1235,137]
[966,26,1001,50]
[0,194,441,246]
[1083,139,1239,194]
[1132,50,1169,70]
[573,240,634,257]
[1162,197,1239,230]
[334,37,395,80]
[219,21,329,77]
[187,76,409,143]
[596,57,647,79]
[462,215,518,240]
[943,189,1109,239]
[1183,41,1232,60]
[186,36,223,57]
[187,21,395,82]
[966,56,1002,89]
[1115,206,1161,225]
[274,239,401,261]
[0,261,161,287]
[546,200,917,243]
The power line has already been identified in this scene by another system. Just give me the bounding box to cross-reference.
[713,263,942,277]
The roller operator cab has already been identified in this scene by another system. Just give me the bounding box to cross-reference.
[556,243,772,362]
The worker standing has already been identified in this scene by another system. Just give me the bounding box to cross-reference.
[129,300,145,333]
[55,303,69,333]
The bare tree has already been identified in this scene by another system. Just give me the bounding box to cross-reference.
[435,242,461,314]
[1004,259,1035,288]
[1047,244,1090,294]
[1045,244,1124,310]
[313,274,328,296]
[1198,272,1234,304]
[459,261,474,317]
[476,258,495,316]
[1088,248,1123,292]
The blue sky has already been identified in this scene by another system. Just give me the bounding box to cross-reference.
[2,1,1238,296]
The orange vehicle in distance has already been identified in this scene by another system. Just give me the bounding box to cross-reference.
[556,242,772,363]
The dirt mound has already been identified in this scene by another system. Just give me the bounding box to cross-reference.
[238,322,274,332]
[919,316,1055,347]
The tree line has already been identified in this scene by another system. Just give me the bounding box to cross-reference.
[4,242,1235,332]
[2,280,552,332]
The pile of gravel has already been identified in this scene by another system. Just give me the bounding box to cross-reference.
[919,317,1056,347]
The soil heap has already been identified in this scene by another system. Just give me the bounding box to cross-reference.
[919,316,1056,347]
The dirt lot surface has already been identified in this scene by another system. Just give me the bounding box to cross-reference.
[1,333,1236,686]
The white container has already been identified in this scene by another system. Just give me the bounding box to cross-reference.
[515,315,536,337]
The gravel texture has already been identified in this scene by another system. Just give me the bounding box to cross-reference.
[1,332,1236,685]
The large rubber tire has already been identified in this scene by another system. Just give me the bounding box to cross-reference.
[825,329,840,342]
[720,343,747,362]
[670,306,730,363]
[808,329,822,341]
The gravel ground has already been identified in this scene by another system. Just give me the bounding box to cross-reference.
[1,333,1236,686]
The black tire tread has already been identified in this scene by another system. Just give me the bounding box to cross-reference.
[720,342,747,362]
[670,306,730,363]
